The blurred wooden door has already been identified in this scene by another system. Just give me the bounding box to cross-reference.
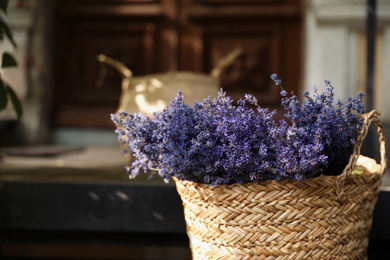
[53,0,302,128]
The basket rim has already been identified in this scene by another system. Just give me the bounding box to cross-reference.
[173,155,382,189]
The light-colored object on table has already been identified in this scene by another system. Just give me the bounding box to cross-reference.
[97,54,227,118]
[354,155,382,175]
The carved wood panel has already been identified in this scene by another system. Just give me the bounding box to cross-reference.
[204,31,281,103]
[180,0,302,108]
[54,21,159,128]
[52,0,302,128]
[52,0,175,128]
[78,24,156,103]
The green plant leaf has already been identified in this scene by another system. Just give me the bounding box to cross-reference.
[0,17,16,47]
[5,83,22,118]
[2,52,17,67]
[0,79,8,110]
[0,0,9,14]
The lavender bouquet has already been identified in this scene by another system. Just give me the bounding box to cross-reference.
[111,74,365,185]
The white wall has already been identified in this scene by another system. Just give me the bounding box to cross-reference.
[304,0,390,123]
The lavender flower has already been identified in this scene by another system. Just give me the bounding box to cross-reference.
[274,75,365,178]
[112,77,365,184]
[271,73,282,86]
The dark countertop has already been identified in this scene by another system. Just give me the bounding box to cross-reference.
[0,146,186,234]
[0,146,389,259]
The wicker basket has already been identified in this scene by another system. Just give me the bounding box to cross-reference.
[175,110,387,260]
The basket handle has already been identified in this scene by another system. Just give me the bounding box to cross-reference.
[336,110,387,199]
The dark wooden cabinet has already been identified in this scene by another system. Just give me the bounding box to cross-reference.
[53,0,302,128]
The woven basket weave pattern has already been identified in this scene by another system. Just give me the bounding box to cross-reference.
[176,172,382,260]
[175,111,386,260]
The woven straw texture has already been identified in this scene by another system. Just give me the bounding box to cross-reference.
[175,110,387,260]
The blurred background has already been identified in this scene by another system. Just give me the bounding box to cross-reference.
[1,0,389,147]
[0,0,390,259]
